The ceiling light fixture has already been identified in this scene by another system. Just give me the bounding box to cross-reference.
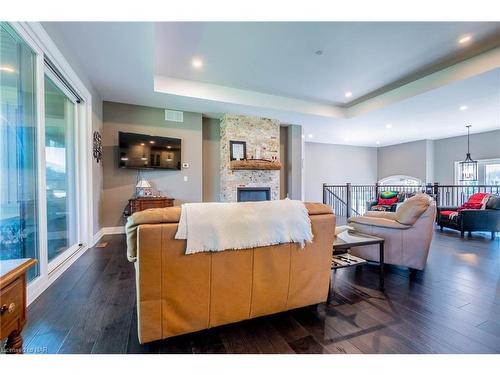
[344,91,353,98]
[458,35,472,44]
[315,50,323,56]
[375,140,381,145]
[149,140,155,144]
[459,105,468,111]
[385,124,393,129]
[0,65,15,73]
[140,143,145,146]
[191,58,203,69]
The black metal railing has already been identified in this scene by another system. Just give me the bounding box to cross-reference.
[323,183,500,218]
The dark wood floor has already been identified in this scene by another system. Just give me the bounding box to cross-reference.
[22,228,499,354]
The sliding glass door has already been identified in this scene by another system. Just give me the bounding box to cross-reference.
[0,23,40,281]
[1,22,88,296]
[44,73,78,263]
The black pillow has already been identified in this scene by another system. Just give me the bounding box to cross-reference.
[486,195,500,210]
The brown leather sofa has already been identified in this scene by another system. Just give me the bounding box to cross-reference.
[126,202,335,344]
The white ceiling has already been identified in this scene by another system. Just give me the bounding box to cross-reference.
[42,21,500,147]
[154,22,500,104]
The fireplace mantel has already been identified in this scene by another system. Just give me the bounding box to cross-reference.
[230,159,281,170]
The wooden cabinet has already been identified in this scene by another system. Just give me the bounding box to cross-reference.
[128,197,175,215]
[1,258,36,354]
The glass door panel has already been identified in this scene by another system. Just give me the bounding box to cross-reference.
[0,23,40,281]
[44,74,77,262]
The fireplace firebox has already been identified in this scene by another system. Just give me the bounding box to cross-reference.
[237,187,271,202]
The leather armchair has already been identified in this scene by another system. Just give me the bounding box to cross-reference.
[348,199,436,271]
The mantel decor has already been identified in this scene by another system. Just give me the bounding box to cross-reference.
[459,125,478,183]
[230,159,282,170]
[229,140,247,161]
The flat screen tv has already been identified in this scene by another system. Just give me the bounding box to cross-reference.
[118,132,182,170]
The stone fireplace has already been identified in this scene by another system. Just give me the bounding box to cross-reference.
[220,114,280,202]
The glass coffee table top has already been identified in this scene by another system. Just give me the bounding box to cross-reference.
[333,229,384,249]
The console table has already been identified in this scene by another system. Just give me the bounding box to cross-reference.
[1,258,37,354]
[127,196,175,216]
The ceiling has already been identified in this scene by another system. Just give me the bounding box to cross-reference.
[41,21,500,146]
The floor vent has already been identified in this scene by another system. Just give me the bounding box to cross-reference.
[165,109,184,123]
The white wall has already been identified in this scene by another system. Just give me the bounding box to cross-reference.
[304,142,378,202]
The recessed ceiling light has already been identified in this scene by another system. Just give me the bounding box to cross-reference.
[167,145,172,149]
[149,140,155,144]
[140,143,145,146]
[307,134,313,139]
[301,135,305,139]
[0,65,15,73]
[458,35,472,44]
[344,91,353,98]
[315,50,323,56]
[385,124,393,129]
[375,140,381,145]
[459,105,468,111]
[191,58,203,69]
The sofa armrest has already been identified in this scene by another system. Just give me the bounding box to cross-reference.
[348,215,411,229]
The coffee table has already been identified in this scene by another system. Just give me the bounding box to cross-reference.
[331,229,385,292]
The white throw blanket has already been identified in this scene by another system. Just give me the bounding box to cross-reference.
[175,199,313,254]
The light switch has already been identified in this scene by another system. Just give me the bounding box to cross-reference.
[184,176,188,182]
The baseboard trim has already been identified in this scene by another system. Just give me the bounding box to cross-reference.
[103,226,125,235]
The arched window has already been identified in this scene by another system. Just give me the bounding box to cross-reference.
[379,175,422,186]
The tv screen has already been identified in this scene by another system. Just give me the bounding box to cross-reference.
[118,132,181,170]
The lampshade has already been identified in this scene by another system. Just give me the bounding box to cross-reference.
[136,179,151,188]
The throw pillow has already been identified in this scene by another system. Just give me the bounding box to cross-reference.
[486,195,500,210]
[378,197,398,205]
[380,191,398,199]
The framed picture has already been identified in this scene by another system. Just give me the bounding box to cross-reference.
[230,140,247,161]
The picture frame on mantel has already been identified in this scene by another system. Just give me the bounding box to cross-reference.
[229,140,247,161]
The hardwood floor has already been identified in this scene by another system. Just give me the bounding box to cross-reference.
[22,228,499,354]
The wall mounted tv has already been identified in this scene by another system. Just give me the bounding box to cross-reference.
[118,132,182,170]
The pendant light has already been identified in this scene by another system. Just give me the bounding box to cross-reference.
[459,125,478,183]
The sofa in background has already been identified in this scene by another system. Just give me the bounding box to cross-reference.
[126,202,335,344]
[437,193,500,239]
[366,191,408,212]
[349,194,436,271]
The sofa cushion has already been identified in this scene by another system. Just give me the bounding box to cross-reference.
[485,195,500,210]
[304,202,333,215]
[394,195,430,225]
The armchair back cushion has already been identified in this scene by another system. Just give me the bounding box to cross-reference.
[394,194,431,225]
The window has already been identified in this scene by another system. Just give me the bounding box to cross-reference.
[485,164,500,185]
[0,23,40,281]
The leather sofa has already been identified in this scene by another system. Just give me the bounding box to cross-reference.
[126,202,335,344]
[348,194,436,271]
[437,194,500,239]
